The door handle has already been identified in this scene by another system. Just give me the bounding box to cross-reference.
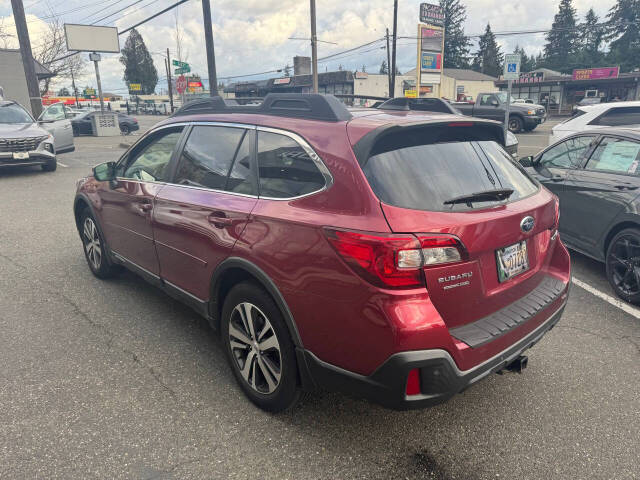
[549,176,564,182]
[208,213,233,227]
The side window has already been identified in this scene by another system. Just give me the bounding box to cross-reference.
[540,136,594,169]
[174,126,247,191]
[41,104,65,121]
[479,95,492,106]
[225,133,255,195]
[257,131,326,198]
[120,128,183,182]
[585,137,640,175]
[590,107,640,126]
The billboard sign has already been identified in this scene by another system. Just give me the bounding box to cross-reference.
[421,51,442,72]
[273,77,292,85]
[420,26,443,51]
[572,67,619,81]
[128,83,141,92]
[354,72,368,79]
[64,24,120,53]
[404,89,418,98]
[504,54,521,81]
[419,3,444,26]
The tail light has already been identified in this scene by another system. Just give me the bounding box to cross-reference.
[324,228,465,289]
[551,196,560,241]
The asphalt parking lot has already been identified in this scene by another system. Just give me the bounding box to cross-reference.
[0,115,638,479]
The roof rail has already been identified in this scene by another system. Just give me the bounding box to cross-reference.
[172,93,353,122]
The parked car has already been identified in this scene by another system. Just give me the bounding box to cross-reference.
[37,103,75,153]
[74,94,570,412]
[519,128,640,302]
[514,98,534,104]
[0,100,57,171]
[551,101,640,143]
[453,92,546,133]
[72,111,140,136]
[377,97,519,157]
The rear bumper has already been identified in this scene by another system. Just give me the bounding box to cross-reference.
[302,299,566,410]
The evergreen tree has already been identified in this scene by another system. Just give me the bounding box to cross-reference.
[379,60,388,74]
[471,24,503,77]
[439,0,471,68]
[513,45,535,72]
[605,0,640,72]
[542,0,579,73]
[120,29,158,95]
[576,8,604,68]
[57,87,70,96]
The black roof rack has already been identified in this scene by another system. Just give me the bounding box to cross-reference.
[172,93,353,122]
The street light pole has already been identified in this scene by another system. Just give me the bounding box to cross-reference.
[10,0,42,117]
[166,48,174,112]
[201,0,218,96]
[310,0,319,94]
[386,28,392,97]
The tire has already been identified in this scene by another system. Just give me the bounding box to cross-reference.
[120,125,130,135]
[41,158,57,172]
[79,208,120,279]
[221,282,301,412]
[508,115,523,133]
[605,228,640,304]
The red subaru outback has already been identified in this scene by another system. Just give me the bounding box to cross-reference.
[74,94,570,412]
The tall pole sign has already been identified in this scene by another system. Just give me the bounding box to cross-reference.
[503,53,521,140]
[10,0,42,117]
[417,3,445,99]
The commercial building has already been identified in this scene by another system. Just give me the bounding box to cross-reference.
[402,68,498,100]
[497,67,640,113]
[0,48,53,115]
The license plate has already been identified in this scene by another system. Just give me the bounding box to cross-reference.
[496,241,529,282]
[13,152,29,160]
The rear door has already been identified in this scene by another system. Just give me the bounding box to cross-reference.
[361,132,557,329]
[38,103,74,151]
[152,123,258,300]
[563,135,640,254]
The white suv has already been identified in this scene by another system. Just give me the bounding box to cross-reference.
[551,101,640,143]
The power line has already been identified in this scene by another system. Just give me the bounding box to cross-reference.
[91,0,147,25]
[77,0,130,23]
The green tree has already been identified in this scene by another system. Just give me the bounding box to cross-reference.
[605,0,640,72]
[379,60,388,74]
[576,8,604,68]
[542,0,579,72]
[440,0,471,68]
[120,29,158,95]
[471,24,503,77]
[57,87,71,96]
[513,45,535,72]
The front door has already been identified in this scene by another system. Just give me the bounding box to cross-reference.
[153,124,258,300]
[98,126,185,275]
[38,103,73,151]
[563,135,640,254]
[475,94,502,122]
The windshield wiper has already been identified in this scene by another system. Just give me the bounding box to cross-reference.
[443,188,514,206]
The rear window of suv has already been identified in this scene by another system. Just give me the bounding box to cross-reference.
[362,140,537,212]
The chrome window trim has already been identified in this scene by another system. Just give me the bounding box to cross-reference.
[256,126,334,201]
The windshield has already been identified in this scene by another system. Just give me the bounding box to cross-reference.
[495,92,516,104]
[0,103,34,124]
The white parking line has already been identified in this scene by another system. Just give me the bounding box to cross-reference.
[572,277,640,320]
[57,161,69,168]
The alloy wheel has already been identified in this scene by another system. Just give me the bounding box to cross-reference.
[228,302,282,394]
[607,234,640,296]
[508,118,521,132]
[83,217,102,271]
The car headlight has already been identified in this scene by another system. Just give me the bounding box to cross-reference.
[527,109,536,115]
[506,130,518,147]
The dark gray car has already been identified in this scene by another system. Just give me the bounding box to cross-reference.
[519,128,640,302]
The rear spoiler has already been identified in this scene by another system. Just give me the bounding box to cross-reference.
[351,119,506,167]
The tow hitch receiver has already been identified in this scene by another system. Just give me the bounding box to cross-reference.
[498,355,528,374]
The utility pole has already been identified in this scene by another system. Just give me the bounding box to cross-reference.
[166,48,174,112]
[390,0,398,98]
[201,0,218,96]
[310,0,319,94]
[89,53,105,112]
[70,66,79,108]
[10,0,42,117]
[385,28,392,97]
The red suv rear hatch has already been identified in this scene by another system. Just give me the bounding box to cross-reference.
[355,121,560,329]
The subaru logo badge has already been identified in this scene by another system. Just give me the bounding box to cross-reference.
[520,216,535,233]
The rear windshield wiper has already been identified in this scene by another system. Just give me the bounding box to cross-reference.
[443,188,514,206]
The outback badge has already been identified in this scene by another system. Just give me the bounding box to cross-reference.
[520,216,535,233]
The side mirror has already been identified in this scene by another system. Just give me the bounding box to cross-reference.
[93,161,117,182]
[491,99,499,107]
[519,156,534,168]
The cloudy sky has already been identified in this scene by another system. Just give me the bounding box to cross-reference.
[0,0,617,94]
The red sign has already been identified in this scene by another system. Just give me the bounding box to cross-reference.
[188,81,203,88]
[273,77,291,85]
[176,75,187,94]
[572,67,619,81]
